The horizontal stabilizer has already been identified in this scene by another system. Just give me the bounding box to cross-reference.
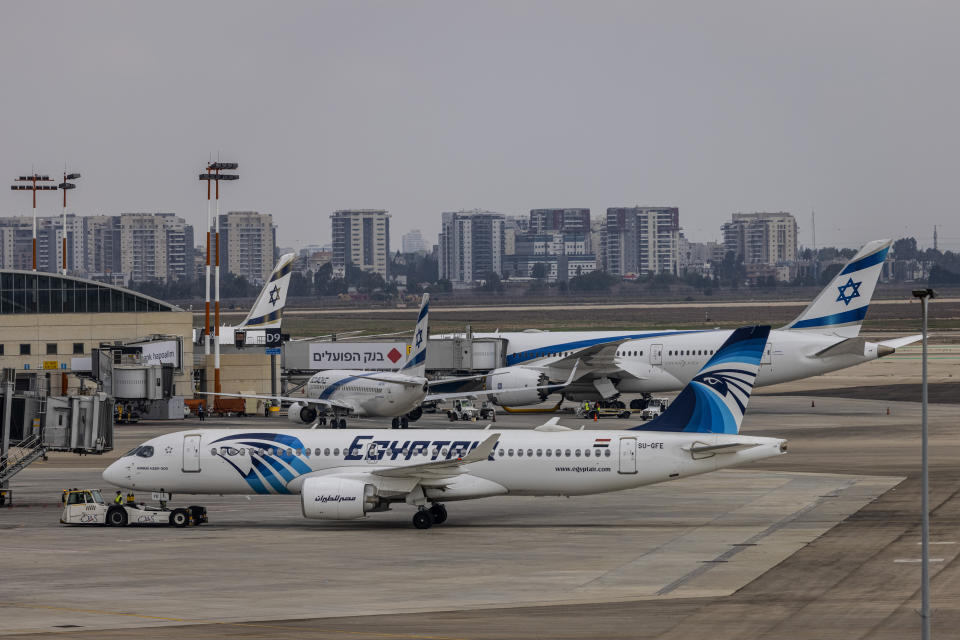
[688,442,761,454]
[813,337,866,358]
[879,334,923,350]
[534,417,573,432]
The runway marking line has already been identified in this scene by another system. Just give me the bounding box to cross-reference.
[0,602,470,640]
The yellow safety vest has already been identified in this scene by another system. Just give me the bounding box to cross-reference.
[114,494,123,504]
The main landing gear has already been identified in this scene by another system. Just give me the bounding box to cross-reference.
[320,415,348,428]
[412,503,448,529]
[390,416,410,429]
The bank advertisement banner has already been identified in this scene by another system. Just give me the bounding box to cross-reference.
[308,342,409,370]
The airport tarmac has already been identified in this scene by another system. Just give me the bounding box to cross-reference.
[1,355,958,639]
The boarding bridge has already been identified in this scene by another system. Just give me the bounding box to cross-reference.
[0,369,113,503]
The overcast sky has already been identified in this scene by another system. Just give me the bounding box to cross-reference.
[1,1,957,251]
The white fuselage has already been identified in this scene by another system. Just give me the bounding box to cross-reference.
[103,428,786,500]
[304,370,426,417]
[479,329,883,393]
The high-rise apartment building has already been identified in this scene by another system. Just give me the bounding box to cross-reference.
[119,213,194,283]
[219,211,277,284]
[331,209,391,279]
[605,207,680,276]
[529,208,591,235]
[401,229,429,254]
[438,209,505,286]
[721,212,797,265]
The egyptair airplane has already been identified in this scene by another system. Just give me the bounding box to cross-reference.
[458,239,920,406]
[193,252,296,347]
[104,325,785,529]
[207,293,577,428]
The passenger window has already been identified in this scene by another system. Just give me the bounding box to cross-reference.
[605,450,611,457]
[210,448,216,455]
[239,448,246,456]
[536,449,542,457]
[517,449,524,457]
[334,448,340,456]
[565,449,571,457]
[498,449,505,457]
[545,449,552,457]
[575,449,581,457]
[508,449,514,457]
[304,448,310,457]
[324,448,330,456]
[556,449,561,457]
[527,449,533,457]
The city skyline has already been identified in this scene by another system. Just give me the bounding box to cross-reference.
[1,2,957,251]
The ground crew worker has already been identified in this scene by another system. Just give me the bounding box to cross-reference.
[126,492,135,505]
[114,490,123,505]
[197,402,205,421]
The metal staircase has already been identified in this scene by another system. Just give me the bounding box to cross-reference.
[0,432,46,487]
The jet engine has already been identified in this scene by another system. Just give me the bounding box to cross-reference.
[287,402,317,425]
[300,477,378,520]
[485,367,552,406]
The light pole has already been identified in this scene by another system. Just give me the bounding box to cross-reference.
[912,287,936,640]
[58,171,81,275]
[199,162,239,396]
[10,174,58,271]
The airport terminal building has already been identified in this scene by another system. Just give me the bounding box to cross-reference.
[0,269,194,395]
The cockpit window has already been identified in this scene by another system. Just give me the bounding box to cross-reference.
[135,446,155,458]
[123,446,142,457]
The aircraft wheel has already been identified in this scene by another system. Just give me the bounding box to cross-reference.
[412,510,433,530]
[106,506,127,527]
[428,504,447,525]
[400,417,409,428]
[391,417,400,428]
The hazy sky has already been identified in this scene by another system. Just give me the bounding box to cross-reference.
[2,1,957,251]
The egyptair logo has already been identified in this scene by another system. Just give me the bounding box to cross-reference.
[835,277,861,306]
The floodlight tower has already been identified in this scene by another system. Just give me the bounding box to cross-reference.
[199,162,239,395]
[10,173,58,271]
[58,171,81,275]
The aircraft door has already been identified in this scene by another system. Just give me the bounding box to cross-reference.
[650,344,663,365]
[182,434,201,472]
[761,342,772,365]
[618,437,637,474]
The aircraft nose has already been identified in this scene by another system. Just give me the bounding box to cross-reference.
[102,461,124,486]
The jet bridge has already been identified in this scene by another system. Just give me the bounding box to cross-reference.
[0,369,113,505]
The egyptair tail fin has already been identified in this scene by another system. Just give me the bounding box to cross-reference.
[631,325,770,434]
[783,239,891,337]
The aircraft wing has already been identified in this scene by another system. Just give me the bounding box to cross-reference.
[199,391,354,411]
[542,339,632,373]
[426,372,507,387]
[372,434,499,480]
[879,334,923,349]
[423,361,579,403]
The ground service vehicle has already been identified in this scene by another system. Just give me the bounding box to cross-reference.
[59,489,207,527]
[447,399,495,421]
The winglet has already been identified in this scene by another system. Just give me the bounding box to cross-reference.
[460,433,499,464]
[631,325,770,434]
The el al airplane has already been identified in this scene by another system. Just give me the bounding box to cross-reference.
[104,326,785,529]
[460,239,920,406]
[207,293,577,429]
[192,252,296,347]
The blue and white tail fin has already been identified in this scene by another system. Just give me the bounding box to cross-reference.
[783,239,891,338]
[400,293,429,377]
[236,253,296,329]
[631,326,770,434]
